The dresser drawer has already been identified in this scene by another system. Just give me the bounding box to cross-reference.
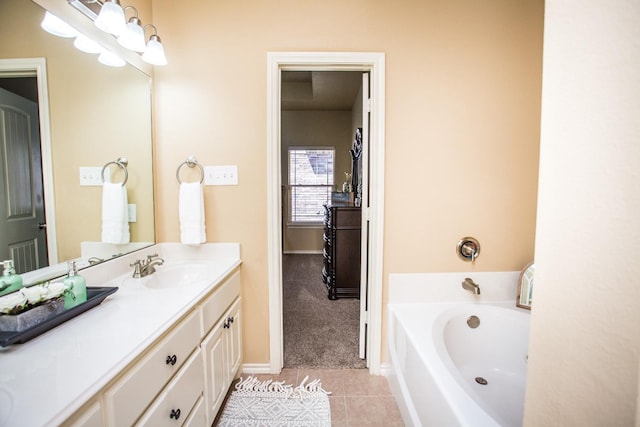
[104,310,200,427]
[136,348,204,426]
[333,208,361,228]
[200,271,240,337]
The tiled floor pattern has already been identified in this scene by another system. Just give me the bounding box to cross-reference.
[218,368,404,426]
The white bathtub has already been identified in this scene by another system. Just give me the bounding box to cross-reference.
[387,302,531,427]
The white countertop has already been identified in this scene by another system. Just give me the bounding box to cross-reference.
[0,243,241,427]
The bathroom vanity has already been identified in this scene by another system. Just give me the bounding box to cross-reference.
[0,243,242,427]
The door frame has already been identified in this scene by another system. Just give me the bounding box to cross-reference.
[0,58,58,266]
[267,52,385,374]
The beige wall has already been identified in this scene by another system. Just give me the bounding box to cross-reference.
[0,0,154,262]
[524,0,640,424]
[281,110,354,253]
[151,0,543,365]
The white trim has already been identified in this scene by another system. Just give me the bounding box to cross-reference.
[282,250,323,255]
[240,363,272,375]
[379,362,393,377]
[267,52,385,375]
[0,58,58,266]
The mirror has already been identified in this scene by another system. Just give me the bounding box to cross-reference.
[0,0,154,278]
[517,261,534,309]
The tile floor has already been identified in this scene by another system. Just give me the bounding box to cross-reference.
[217,368,404,426]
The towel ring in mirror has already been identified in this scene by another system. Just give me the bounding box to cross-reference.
[101,157,128,186]
[176,156,204,184]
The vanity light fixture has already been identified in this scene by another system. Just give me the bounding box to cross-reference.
[94,0,126,36]
[70,0,168,66]
[73,34,103,54]
[41,11,78,38]
[141,25,168,65]
[117,7,146,52]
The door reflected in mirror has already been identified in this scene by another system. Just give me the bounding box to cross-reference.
[517,261,534,310]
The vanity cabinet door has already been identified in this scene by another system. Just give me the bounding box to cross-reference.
[135,348,204,427]
[202,317,228,425]
[226,299,242,377]
[202,298,243,425]
[104,310,200,427]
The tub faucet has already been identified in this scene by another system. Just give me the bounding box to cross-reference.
[462,277,481,295]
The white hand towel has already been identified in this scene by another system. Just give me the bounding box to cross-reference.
[179,182,206,245]
[101,182,130,244]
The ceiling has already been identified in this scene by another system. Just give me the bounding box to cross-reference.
[281,71,362,111]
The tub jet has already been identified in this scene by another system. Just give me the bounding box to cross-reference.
[475,377,488,385]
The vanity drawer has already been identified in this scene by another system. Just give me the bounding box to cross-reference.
[104,310,200,427]
[136,348,204,427]
[200,270,240,337]
[183,396,206,427]
[62,400,103,427]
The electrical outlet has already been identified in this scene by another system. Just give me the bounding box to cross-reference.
[204,165,238,186]
[80,167,107,186]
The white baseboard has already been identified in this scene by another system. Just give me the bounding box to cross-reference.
[379,362,392,376]
[282,250,323,254]
[242,362,390,376]
[241,363,272,374]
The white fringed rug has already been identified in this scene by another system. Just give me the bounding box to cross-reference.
[217,376,332,426]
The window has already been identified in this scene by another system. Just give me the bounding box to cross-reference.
[288,147,335,224]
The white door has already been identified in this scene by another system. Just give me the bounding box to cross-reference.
[0,87,48,273]
[359,72,371,359]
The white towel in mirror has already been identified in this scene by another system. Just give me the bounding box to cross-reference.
[101,182,130,244]
[179,182,206,245]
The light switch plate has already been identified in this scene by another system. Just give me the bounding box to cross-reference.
[80,167,106,186]
[204,165,238,186]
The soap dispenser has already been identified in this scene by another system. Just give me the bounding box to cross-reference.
[63,261,87,309]
[0,260,23,297]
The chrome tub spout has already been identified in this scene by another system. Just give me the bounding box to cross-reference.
[462,277,481,295]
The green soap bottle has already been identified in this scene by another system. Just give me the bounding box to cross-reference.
[63,261,87,309]
[0,260,23,297]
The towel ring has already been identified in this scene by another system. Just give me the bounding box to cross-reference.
[176,156,204,184]
[101,157,128,186]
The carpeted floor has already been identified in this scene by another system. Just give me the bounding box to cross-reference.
[283,254,366,369]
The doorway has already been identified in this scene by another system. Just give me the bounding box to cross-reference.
[281,71,365,368]
[267,52,386,375]
[0,58,57,272]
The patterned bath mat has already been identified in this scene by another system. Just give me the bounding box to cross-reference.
[217,376,332,426]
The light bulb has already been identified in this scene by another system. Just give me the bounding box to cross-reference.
[95,0,126,36]
[117,17,146,52]
[142,35,168,65]
[98,50,125,67]
[73,34,102,54]
[41,12,78,38]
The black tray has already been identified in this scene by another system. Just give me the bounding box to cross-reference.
[0,286,118,347]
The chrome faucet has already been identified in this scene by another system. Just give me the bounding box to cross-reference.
[462,277,481,295]
[130,254,165,278]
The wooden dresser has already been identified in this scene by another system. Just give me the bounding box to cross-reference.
[322,204,361,300]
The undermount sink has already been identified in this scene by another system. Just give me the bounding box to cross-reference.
[135,261,223,290]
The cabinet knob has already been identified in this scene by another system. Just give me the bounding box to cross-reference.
[223,321,230,329]
[165,354,177,365]
[169,408,181,420]
[227,316,234,324]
